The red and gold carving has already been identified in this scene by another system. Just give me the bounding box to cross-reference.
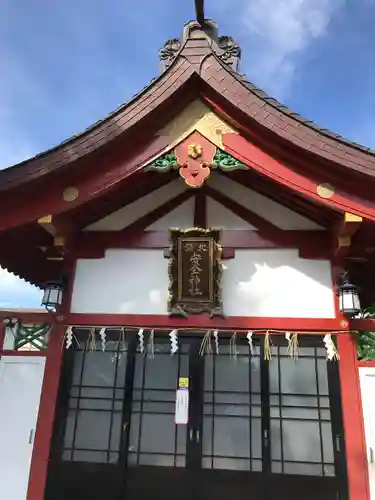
[175,132,216,188]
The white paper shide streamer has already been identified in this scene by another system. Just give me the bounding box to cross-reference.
[169,329,178,355]
[213,330,219,355]
[63,326,80,350]
[246,331,254,355]
[323,334,340,361]
[65,326,74,350]
[138,328,145,354]
[99,328,107,352]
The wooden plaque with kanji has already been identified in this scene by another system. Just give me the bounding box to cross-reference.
[168,228,223,317]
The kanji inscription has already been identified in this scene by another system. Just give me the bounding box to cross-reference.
[168,228,223,316]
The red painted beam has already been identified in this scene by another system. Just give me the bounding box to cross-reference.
[194,191,207,227]
[0,311,351,331]
[203,93,375,203]
[351,318,375,330]
[0,135,169,232]
[357,360,375,367]
[72,229,330,259]
[0,311,54,324]
[222,133,375,221]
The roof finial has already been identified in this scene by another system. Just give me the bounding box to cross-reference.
[195,0,205,25]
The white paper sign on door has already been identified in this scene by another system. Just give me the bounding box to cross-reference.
[175,388,189,424]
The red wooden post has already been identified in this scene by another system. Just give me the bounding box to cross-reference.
[337,333,370,500]
[26,325,64,500]
[27,260,75,500]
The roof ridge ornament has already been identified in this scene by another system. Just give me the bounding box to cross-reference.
[217,36,241,72]
[159,39,181,72]
[158,19,241,73]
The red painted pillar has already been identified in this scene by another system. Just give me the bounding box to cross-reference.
[337,333,370,500]
[26,324,64,500]
[27,259,75,500]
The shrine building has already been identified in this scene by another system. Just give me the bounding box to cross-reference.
[0,6,375,500]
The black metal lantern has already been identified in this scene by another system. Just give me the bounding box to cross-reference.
[41,281,64,312]
[338,275,361,318]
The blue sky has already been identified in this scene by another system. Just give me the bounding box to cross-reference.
[1,0,375,309]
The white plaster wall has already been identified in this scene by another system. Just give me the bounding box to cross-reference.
[206,197,255,230]
[147,197,194,230]
[84,173,321,233]
[85,180,186,231]
[71,249,335,318]
[222,249,335,318]
[208,174,322,230]
[71,249,169,314]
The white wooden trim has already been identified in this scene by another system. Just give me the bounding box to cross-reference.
[359,367,375,499]
[0,356,46,500]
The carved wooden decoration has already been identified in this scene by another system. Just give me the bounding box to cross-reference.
[145,131,247,188]
[168,228,223,317]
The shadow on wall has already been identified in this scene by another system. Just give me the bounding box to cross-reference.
[71,248,335,318]
[222,249,335,318]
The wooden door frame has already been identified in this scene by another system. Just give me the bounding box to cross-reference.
[23,328,369,500]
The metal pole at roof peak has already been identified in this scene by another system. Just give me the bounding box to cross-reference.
[194,0,205,25]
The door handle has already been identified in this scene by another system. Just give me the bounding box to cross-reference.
[28,429,34,444]
[196,430,200,444]
[263,429,269,448]
[335,435,341,453]
[370,446,374,464]
[189,428,194,441]
[123,423,129,432]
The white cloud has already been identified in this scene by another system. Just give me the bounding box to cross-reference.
[234,0,344,97]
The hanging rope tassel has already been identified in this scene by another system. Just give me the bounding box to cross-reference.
[169,329,179,355]
[291,333,299,359]
[247,331,254,355]
[86,327,96,352]
[213,330,219,355]
[229,332,238,360]
[323,334,340,361]
[286,332,299,359]
[146,329,155,359]
[264,331,273,361]
[99,328,107,352]
[119,327,127,352]
[199,330,212,356]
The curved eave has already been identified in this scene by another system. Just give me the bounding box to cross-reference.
[198,53,375,178]
[0,56,195,192]
[1,31,375,193]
